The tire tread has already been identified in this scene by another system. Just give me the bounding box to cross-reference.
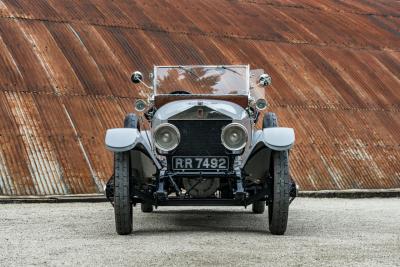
[114,152,133,235]
[268,151,290,235]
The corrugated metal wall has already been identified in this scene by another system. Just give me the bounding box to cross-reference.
[0,0,399,195]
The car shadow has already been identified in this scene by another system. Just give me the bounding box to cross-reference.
[152,209,250,215]
[132,208,271,235]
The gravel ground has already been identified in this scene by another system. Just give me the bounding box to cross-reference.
[0,198,399,266]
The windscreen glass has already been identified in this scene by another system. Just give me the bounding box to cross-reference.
[154,66,248,95]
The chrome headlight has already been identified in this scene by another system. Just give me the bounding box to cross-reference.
[154,123,180,151]
[221,123,248,151]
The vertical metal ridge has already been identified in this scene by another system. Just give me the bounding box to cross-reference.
[5,91,69,195]
[62,101,103,193]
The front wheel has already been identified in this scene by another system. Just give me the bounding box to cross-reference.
[114,152,133,235]
[268,150,290,235]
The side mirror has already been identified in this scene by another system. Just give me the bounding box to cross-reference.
[131,71,143,84]
[259,73,271,87]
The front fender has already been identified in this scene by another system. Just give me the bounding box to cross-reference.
[105,128,139,152]
[262,127,295,151]
[241,127,294,174]
[105,128,162,170]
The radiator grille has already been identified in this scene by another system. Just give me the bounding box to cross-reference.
[168,120,231,156]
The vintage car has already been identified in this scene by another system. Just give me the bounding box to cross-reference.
[105,65,297,235]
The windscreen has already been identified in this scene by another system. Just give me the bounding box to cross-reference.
[154,66,249,95]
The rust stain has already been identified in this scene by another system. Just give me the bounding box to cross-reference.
[0,0,399,195]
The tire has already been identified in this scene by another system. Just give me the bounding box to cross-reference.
[124,113,139,129]
[268,150,290,235]
[259,113,277,215]
[263,112,278,128]
[114,152,133,235]
[141,202,153,213]
[252,200,266,214]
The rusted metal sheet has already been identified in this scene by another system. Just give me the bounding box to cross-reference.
[0,0,399,195]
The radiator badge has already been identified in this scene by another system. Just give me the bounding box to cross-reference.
[197,108,204,118]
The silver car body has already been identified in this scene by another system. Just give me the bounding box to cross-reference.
[106,65,298,236]
[105,98,294,183]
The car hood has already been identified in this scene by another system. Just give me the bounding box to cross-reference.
[152,99,249,124]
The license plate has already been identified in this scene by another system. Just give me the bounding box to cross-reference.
[172,156,229,171]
